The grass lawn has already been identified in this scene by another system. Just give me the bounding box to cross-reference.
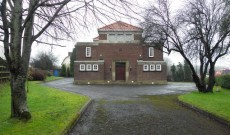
[178,87,230,122]
[0,79,90,135]
[44,76,63,82]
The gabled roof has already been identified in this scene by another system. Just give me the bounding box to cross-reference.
[98,21,143,32]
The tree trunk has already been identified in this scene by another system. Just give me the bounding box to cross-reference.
[192,73,206,92]
[206,63,215,93]
[11,73,31,120]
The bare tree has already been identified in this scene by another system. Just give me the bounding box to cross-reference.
[0,0,137,120]
[142,0,230,93]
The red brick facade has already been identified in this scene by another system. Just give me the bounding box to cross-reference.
[74,21,167,84]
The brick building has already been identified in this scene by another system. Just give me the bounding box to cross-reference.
[74,21,167,84]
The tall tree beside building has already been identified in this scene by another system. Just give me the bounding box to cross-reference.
[0,0,135,120]
[142,0,230,92]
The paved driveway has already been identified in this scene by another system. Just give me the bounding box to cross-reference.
[44,78,230,135]
[44,78,196,100]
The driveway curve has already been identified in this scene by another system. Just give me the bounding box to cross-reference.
[44,78,230,135]
[44,78,196,100]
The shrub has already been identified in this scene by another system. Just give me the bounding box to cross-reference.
[29,69,46,81]
[215,76,222,86]
[220,75,230,89]
[44,70,52,77]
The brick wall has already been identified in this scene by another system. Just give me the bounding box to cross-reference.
[74,63,104,81]
[136,64,167,82]
[74,43,167,83]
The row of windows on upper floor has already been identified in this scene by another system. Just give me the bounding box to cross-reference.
[85,47,154,58]
[107,34,134,42]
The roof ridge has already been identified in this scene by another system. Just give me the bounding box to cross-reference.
[98,21,142,31]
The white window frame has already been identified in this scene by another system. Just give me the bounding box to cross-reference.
[86,47,91,57]
[93,64,99,71]
[143,64,149,71]
[108,34,116,42]
[117,34,124,42]
[149,47,154,57]
[86,64,92,71]
[79,64,85,71]
[156,64,162,71]
[150,64,155,71]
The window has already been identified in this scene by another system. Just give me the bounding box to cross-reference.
[108,34,116,42]
[126,34,133,42]
[117,34,124,42]
[156,64,161,71]
[150,64,155,71]
[79,64,85,71]
[93,64,99,71]
[149,47,154,57]
[86,64,92,71]
[143,64,149,71]
[86,47,91,57]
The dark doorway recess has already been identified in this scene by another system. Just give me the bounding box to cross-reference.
[115,62,126,80]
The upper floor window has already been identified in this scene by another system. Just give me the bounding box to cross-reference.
[126,34,133,41]
[149,47,154,57]
[86,47,91,57]
[107,33,133,42]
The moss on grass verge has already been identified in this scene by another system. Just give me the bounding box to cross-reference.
[143,95,181,110]
[0,81,89,135]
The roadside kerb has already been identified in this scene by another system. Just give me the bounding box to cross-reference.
[178,100,230,128]
[63,98,94,135]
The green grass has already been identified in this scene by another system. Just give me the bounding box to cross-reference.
[178,87,230,122]
[44,76,63,82]
[0,80,90,135]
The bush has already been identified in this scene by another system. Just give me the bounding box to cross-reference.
[215,76,222,86]
[29,69,46,81]
[220,75,230,89]
[44,70,53,77]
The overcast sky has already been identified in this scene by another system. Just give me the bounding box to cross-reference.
[1,0,229,69]
[31,0,187,66]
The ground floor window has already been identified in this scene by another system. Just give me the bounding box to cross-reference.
[150,64,155,71]
[156,64,161,71]
[143,64,149,71]
[80,64,99,72]
[86,64,92,71]
[80,64,85,71]
[93,64,99,71]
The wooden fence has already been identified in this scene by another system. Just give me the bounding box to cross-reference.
[0,66,10,83]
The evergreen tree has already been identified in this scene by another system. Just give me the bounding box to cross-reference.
[184,60,193,82]
[170,64,177,81]
[67,67,71,77]
[70,48,76,77]
[61,64,67,77]
[176,62,184,81]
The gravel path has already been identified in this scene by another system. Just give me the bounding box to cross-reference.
[44,78,230,135]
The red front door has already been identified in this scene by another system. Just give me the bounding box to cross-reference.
[115,63,126,80]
